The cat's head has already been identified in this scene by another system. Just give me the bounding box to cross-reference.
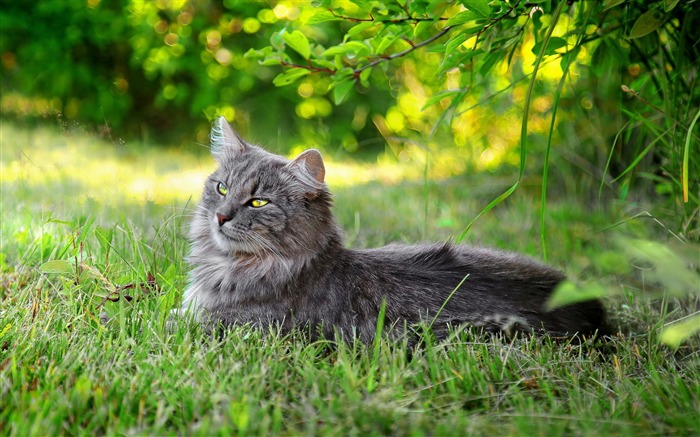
[194,117,339,258]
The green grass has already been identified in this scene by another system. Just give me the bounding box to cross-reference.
[1,121,699,435]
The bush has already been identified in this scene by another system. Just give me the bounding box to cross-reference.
[1,0,697,237]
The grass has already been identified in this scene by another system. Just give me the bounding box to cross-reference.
[1,121,699,435]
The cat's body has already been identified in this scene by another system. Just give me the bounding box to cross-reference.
[181,117,607,342]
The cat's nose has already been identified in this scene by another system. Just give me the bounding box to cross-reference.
[216,213,232,226]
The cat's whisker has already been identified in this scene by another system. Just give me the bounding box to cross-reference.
[248,232,283,258]
[243,232,295,277]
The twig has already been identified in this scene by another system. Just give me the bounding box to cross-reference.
[284,0,528,79]
[96,272,160,309]
[621,85,667,114]
[328,8,448,23]
[354,25,452,76]
[279,61,334,74]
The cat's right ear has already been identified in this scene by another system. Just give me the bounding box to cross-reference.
[210,116,246,159]
[287,149,326,198]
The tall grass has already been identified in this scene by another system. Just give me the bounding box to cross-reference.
[1,122,698,435]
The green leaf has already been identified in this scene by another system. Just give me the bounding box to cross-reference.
[660,314,700,349]
[158,263,178,286]
[592,39,629,77]
[74,215,95,246]
[413,21,434,40]
[312,59,336,69]
[46,218,74,227]
[344,41,370,57]
[558,47,578,71]
[259,58,283,66]
[546,281,609,310]
[243,47,273,60]
[618,239,700,296]
[620,240,700,296]
[446,10,482,26]
[320,41,369,57]
[460,0,491,18]
[40,260,74,274]
[322,46,350,57]
[445,33,469,56]
[603,0,626,10]
[306,11,341,24]
[332,79,355,104]
[438,49,482,76]
[95,226,114,253]
[422,89,462,110]
[479,51,503,76]
[376,34,398,55]
[321,41,370,58]
[629,9,666,39]
[282,30,311,59]
[272,68,311,86]
[347,22,376,37]
[532,37,567,56]
[592,251,630,275]
[243,48,263,59]
[270,30,285,51]
[663,0,680,12]
[359,68,371,87]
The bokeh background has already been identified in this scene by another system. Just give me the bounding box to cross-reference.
[1,0,698,239]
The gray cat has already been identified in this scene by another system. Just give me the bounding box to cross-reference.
[180,117,607,343]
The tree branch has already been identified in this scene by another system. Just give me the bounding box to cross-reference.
[279,61,335,74]
[328,8,448,23]
[353,25,452,76]
[281,0,528,80]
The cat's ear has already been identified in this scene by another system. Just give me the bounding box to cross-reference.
[210,116,246,159]
[288,149,326,193]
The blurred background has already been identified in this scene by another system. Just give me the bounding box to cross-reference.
[1,0,698,241]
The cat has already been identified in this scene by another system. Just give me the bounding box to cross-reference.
[180,116,608,343]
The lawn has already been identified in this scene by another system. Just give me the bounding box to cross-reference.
[1,121,698,435]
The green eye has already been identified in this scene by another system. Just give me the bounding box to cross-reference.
[250,198,269,208]
[216,182,228,196]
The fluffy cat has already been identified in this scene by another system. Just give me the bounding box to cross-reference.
[180,117,607,343]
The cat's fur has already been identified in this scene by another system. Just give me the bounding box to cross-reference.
[181,117,607,343]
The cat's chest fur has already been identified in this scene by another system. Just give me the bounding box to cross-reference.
[183,242,300,309]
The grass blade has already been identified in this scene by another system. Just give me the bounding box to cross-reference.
[682,108,700,203]
[459,1,565,243]
[367,299,387,393]
[456,181,519,243]
[429,274,470,328]
[521,0,565,179]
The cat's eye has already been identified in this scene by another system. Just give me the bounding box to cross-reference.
[249,198,269,208]
[216,182,228,196]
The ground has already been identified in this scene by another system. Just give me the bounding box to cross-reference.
[1,122,698,435]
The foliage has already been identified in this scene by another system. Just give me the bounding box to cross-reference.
[0,0,376,150]
[250,0,700,238]
[2,0,697,240]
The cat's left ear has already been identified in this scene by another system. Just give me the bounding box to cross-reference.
[287,149,326,194]
[210,116,246,159]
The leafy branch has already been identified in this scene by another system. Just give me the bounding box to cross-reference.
[326,8,449,23]
[353,25,453,76]
[277,25,452,81]
[255,0,528,101]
